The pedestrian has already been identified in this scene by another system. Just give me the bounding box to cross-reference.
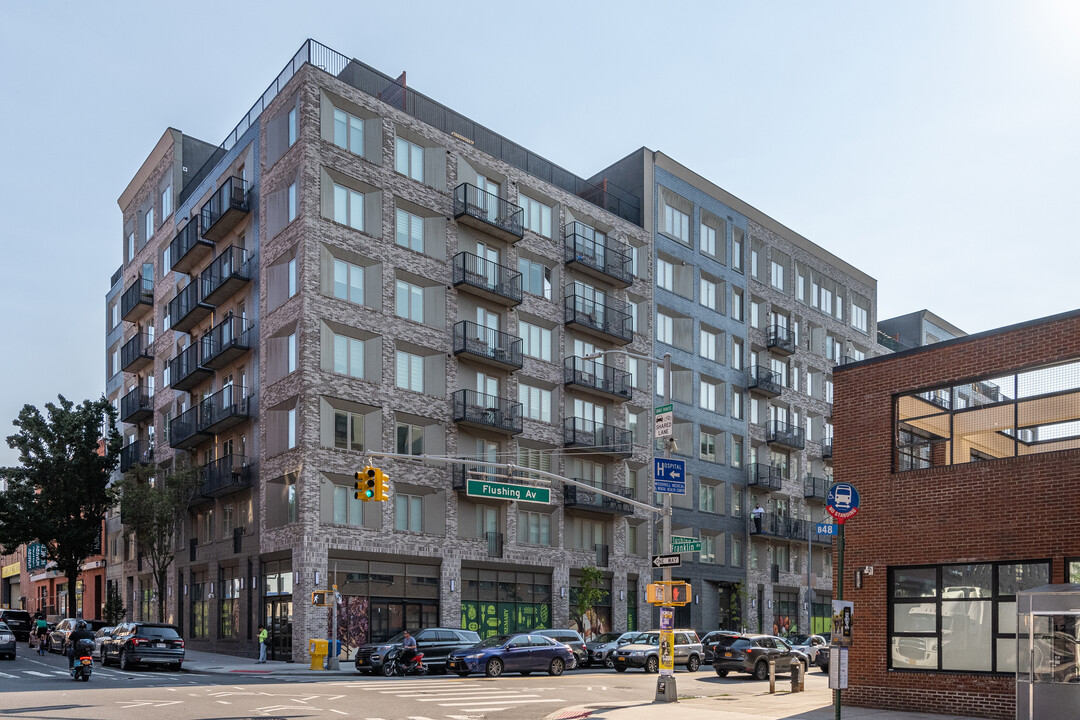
[752,503,765,534]
[257,624,268,663]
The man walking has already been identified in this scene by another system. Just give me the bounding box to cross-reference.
[257,624,268,663]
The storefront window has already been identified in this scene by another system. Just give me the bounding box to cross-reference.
[461,568,550,638]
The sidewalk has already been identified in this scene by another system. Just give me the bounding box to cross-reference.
[182,648,356,677]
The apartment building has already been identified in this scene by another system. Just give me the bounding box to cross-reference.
[878,309,966,352]
[106,40,654,659]
[598,150,878,635]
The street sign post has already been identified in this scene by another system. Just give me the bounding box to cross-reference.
[653,457,686,494]
[670,535,702,553]
[654,404,673,438]
[466,480,551,504]
[652,554,682,568]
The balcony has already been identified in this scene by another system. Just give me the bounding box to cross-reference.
[563,480,634,515]
[563,356,631,401]
[119,441,153,473]
[168,343,212,392]
[119,386,154,424]
[747,463,783,491]
[822,438,833,459]
[169,405,210,449]
[201,246,253,306]
[198,385,250,435]
[168,219,211,275]
[168,282,214,334]
[747,365,782,397]
[563,417,633,458]
[199,454,254,498]
[452,251,522,306]
[201,316,253,370]
[767,419,805,450]
[452,389,523,435]
[563,222,633,288]
[486,532,504,559]
[804,476,830,502]
[120,277,153,322]
[120,333,154,373]
[564,291,633,345]
[767,324,795,356]
[200,176,251,241]
[452,321,522,370]
[453,183,523,242]
[595,544,610,567]
[752,513,807,541]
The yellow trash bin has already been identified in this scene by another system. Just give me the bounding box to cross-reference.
[308,639,328,670]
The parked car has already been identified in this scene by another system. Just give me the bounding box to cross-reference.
[100,622,185,671]
[446,632,575,677]
[610,630,704,673]
[816,644,830,673]
[701,630,741,663]
[92,626,116,660]
[711,634,808,680]
[0,610,32,643]
[534,629,588,668]
[0,622,16,659]
[585,631,640,667]
[48,618,108,654]
[788,633,829,664]
[355,628,481,675]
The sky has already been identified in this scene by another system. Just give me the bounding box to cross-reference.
[0,1,1077,466]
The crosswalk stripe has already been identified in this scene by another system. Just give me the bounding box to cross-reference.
[24,671,52,677]
[397,691,532,698]
[417,694,539,702]
[0,672,16,679]
[444,699,566,707]
[459,709,509,713]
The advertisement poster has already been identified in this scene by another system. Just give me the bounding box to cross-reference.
[831,600,854,647]
[659,608,674,675]
[828,646,849,689]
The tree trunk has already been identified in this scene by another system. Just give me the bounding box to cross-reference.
[156,567,168,623]
[67,569,80,618]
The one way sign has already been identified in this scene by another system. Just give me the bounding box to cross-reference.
[652,553,682,568]
[654,458,686,495]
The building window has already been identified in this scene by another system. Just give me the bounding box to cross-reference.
[732,289,744,322]
[732,228,743,271]
[663,204,689,242]
[700,433,716,463]
[700,380,718,412]
[288,182,297,222]
[395,279,424,323]
[332,484,364,526]
[144,207,154,240]
[332,182,364,230]
[127,232,135,264]
[332,333,364,379]
[287,257,298,298]
[750,300,761,329]
[732,537,743,567]
[333,259,364,304]
[333,410,363,451]
[519,194,552,238]
[732,389,744,420]
[518,511,551,546]
[888,561,1050,673]
[657,258,674,291]
[395,494,423,532]
[161,187,171,218]
[287,407,297,449]
[519,384,552,423]
[700,329,718,362]
[287,332,297,373]
[1068,559,1079,582]
[700,278,717,311]
[395,350,424,392]
[395,208,424,252]
[395,136,424,182]
[852,302,868,332]
[732,338,744,371]
[770,260,785,291]
[396,423,424,455]
[701,535,716,564]
[518,321,551,362]
[333,108,363,155]
[519,258,552,299]
[657,312,674,345]
[700,223,716,257]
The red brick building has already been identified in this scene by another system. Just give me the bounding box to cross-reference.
[833,309,1080,720]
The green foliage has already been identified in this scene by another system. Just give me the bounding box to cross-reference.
[570,566,607,636]
[728,581,746,631]
[103,584,126,625]
[0,395,120,618]
[114,461,201,622]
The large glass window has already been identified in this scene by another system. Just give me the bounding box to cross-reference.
[332,259,364,304]
[334,410,364,451]
[519,383,552,423]
[333,183,363,230]
[518,258,552,299]
[333,108,364,155]
[395,136,424,181]
[332,333,364,379]
[395,494,423,532]
[888,561,1050,673]
[663,205,689,242]
[518,321,551,362]
[395,280,424,322]
[519,194,552,238]
[395,350,424,392]
[395,208,424,252]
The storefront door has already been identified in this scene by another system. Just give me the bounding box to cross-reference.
[263,598,292,661]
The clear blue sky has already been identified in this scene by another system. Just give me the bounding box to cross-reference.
[1,1,1077,465]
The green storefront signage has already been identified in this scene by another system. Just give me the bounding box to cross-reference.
[466,480,550,504]
[26,542,47,571]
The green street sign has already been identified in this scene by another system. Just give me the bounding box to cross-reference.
[467,479,550,504]
[670,535,702,553]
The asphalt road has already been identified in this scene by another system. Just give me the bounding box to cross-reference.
[0,648,828,719]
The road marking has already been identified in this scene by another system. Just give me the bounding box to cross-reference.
[407,716,440,720]
[329,712,347,716]
[0,672,16,678]
[24,671,52,677]
[216,701,231,704]
[418,694,540,702]
[445,699,566,706]
[459,709,509,713]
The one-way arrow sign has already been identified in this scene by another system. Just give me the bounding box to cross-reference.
[652,553,682,568]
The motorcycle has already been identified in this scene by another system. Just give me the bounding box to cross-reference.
[381,646,427,676]
[70,639,94,682]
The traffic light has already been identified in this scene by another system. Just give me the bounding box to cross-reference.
[355,466,377,501]
[312,591,329,606]
[646,581,692,606]
[374,467,390,502]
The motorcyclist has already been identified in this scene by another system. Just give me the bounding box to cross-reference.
[401,629,418,666]
[66,620,96,669]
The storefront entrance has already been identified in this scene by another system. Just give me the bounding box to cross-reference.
[263,598,293,661]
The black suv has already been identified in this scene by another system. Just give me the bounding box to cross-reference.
[355,628,481,675]
[533,629,588,668]
[0,610,32,643]
[101,622,185,671]
[711,634,808,680]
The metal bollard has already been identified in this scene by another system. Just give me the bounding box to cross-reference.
[790,660,802,692]
[769,659,776,693]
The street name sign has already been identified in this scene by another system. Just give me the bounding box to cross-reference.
[652,553,682,568]
[653,457,686,494]
[466,480,551,504]
[654,404,673,438]
[816,523,838,536]
[670,535,702,553]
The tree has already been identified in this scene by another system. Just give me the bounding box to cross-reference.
[0,396,120,619]
[570,566,608,639]
[113,461,201,622]
[103,583,126,625]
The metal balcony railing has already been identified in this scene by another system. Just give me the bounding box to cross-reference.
[747,365,782,397]
[169,405,209,449]
[804,476,830,501]
[452,389,523,434]
[452,251,522,305]
[168,282,214,334]
[120,332,154,373]
[563,417,632,457]
[200,176,251,241]
[119,441,153,473]
[201,245,253,306]
[753,513,807,541]
[486,532,504,559]
[168,218,210,275]
[747,463,783,491]
[563,356,631,400]
[767,324,795,355]
[453,183,523,242]
[767,419,806,450]
[452,321,523,370]
[564,290,633,344]
[120,277,153,322]
[822,438,833,459]
[563,480,634,515]
[120,386,154,424]
[199,454,254,498]
[198,386,250,435]
[168,343,211,392]
[563,222,633,287]
[200,316,254,370]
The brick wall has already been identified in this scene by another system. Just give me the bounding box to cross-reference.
[833,309,1080,720]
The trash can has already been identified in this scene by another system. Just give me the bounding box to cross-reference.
[308,639,328,670]
[323,639,344,669]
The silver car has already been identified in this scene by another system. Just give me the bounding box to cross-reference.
[610,630,704,673]
[585,631,641,667]
[92,627,116,660]
[0,622,16,659]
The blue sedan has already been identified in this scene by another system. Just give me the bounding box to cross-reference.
[446,633,575,677]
